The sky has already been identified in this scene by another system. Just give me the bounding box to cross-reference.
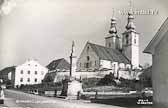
[0,0,168,69]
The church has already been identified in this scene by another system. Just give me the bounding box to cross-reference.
[76,10,140,78]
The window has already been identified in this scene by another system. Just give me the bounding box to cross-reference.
[134,36,137,44]
[35,71,37,75]
[35,78,37,82]
[87,46,89,52]
[126,35,129,44]
[28,70,30,74]
[80,63,82,67]
[27,78,30,82]
[35,65,37,67]
[113,64,116,70]
[28,64,30,66]
[85,63,89,68]
[95,61,97,66]
[20,70,23,74]
[20,78,23,82]
[87,56,90,61]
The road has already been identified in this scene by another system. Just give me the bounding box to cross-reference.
[0,89,124,108]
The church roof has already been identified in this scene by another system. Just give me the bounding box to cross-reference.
[88,42,130,64]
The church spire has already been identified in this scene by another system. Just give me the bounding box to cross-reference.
[109,8,117,35]
[105,8,121,50]
[122,0,139,69]
[109,17,117,35]
[125,0,136,31]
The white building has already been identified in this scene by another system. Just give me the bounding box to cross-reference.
[144,17,168,107]
[14,59,48,88]
[77,10,140,79]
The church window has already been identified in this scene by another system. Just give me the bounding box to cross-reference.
[114,64,116,69]
[87,46,89,52]
[87,56,90,61]
[86,63,89,68]
[134,39,136,44]
[126,35,129,44]
[134,36,137,44]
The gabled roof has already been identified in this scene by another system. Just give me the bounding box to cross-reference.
[0,66,16,74]
[47,58,70,71]
[144,17,168,54]
[88,42,130,64]
[43,72,57,82]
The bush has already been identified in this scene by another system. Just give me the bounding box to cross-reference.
[96,73,116,86]
[82,78,101,88]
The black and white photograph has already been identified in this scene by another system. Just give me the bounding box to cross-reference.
[0,0,167,108]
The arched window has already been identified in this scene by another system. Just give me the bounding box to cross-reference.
[126,35,129,44]
[87,56,90,61]
[87,46,89,52]
[134,36,136,44]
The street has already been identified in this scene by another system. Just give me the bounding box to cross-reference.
[1,89,124,108]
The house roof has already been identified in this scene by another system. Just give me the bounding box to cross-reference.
[43,72,57,82]
[143,17,168,55]
[47,58,70,71]
[0,66,16,75]
[88,42,130,64]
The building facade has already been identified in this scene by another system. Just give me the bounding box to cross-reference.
[14,59,48,88]
[77,10,140,79]
[144,17,168,108]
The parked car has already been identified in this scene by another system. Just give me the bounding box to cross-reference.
[141,87,153,97]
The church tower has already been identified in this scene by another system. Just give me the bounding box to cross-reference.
[122,6,139,69]
[105,16,121,50]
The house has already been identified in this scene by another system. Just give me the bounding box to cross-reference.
[43,58,70,82]
[77,10,140,79]
[144,17,168,107]
[139,66,152,87]
[14,59,48,88]
[0,66,15,88]
[46,58,70,72]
